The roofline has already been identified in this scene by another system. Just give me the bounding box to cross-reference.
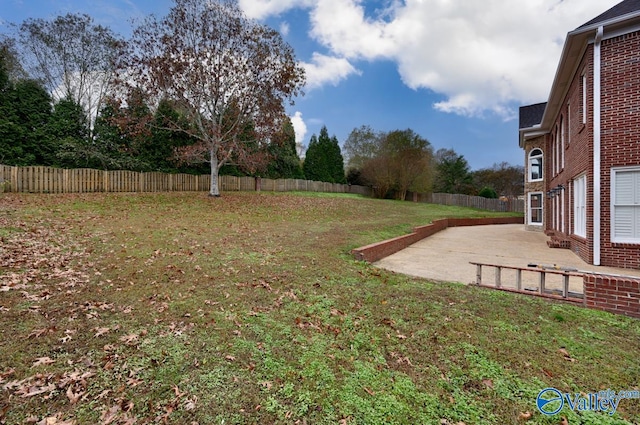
[519,126,545,148]
[538,9,640,131]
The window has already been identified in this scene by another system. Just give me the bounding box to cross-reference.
[529,149,543,182]
[561,188,565,233]
[553,124,560,176]
[560,115,565,170]
[529,192,543,225]
[574,175,587,238]
[567,102,571,145]
[611,168,640,243]
[581,73,587,124]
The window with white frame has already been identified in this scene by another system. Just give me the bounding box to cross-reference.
[560,115,565,170]
[529,149,543,182]
[567,102,571,146]
[611,167,640,243]
[574,175,587,238]
[529,192,543,225]
[553,125,560,176]
[582,73,587,124]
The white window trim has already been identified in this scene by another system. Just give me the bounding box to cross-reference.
[582,73,587,124]
[529,149,543,182]
[611,166,640,244]
[561,188,565,234]
[567,102,571,146]
[528,192,544,226]
[574,174,587,238]
[560,115,565,170]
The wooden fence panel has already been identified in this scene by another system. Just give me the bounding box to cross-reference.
[0,164,522,212]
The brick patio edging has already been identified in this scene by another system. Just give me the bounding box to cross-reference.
[351,216,524,263]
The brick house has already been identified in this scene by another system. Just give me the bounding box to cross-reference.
[519,0,640,269]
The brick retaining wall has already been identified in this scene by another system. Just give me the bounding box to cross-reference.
[351,216,524,263]
[584,274,640,319]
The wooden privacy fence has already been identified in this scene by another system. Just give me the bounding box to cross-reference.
[0,165,370,196]
[0,164,522,212]
[411,192,524,213]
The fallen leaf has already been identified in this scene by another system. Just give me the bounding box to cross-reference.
[119,334,138,344]
[560,417,569,425]
[66,386,84,404]
[172,385,183,397]
[100,405,120,424]
[32,357,55,368]
[184,396,197,411]
[93,327,110,338]
[482,379,494,389]
[519,411,532,420]
[558,348,576,362]
[37,416,76,425]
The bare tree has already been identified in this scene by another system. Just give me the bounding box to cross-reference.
[18,13,125,131]
[124,0,305,196]
[343,125,382,171]
[0,35,28,82]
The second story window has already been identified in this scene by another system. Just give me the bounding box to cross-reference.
[529,148,543,182]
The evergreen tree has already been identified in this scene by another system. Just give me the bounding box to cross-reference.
[303,134,324,181]
[303,126,345,183]
[0,56,22,165]
[12,79,53,165]
[327,135,346,183]
[50,97,94,168]
[266,118,304,179]
[0,50,54,166]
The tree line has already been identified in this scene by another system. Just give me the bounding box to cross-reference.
[343,126,523,200]
[0,0,522,198]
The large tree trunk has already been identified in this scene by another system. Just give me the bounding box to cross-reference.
[209,147,220,197]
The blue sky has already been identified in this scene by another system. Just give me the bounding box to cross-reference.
[0,0,621,170]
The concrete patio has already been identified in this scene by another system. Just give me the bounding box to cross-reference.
[374,224,640,294]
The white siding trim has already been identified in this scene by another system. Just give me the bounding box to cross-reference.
[593,26,603,265]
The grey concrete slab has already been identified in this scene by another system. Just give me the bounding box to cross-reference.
[374,224,640,293]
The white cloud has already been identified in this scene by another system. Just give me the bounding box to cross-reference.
[279,21,290,36]
[301,52,360,89]
[290,111,307,156]
[240,0,621,118]
[238,0,315,20]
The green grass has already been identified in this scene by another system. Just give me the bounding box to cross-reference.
[0,191,638,424]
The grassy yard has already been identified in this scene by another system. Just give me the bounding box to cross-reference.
[0,191,638,425]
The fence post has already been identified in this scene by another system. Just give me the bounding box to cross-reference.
[563,274,570,298]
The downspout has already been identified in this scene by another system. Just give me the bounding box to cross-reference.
[593,26,603,265]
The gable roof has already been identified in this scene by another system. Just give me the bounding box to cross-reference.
[519,103,547,129]
[579,0,640,29]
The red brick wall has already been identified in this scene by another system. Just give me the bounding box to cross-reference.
[546,46,593,264]
[598,31,640,269]
[351,217,524,263]
[584,274,640,318]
